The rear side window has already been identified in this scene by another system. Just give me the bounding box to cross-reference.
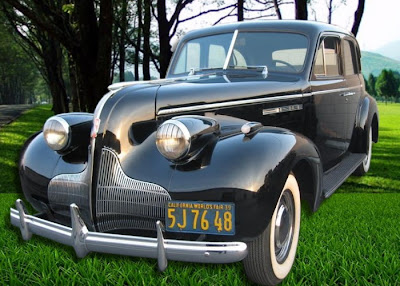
[313,37,341,77]
[343,39,359,75]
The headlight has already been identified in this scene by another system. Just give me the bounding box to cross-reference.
[156,119,191,160]
[156,116,220,162]
[43,116,70,151]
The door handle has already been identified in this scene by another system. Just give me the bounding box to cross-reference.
[340,92,356,97]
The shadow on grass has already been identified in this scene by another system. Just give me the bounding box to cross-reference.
[339,181,399,193]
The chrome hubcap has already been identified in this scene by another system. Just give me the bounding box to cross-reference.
[274,190,295,264]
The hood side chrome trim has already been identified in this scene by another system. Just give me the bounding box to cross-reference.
[157,93,305,116]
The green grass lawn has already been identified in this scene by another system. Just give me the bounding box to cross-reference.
[1,104,399,285]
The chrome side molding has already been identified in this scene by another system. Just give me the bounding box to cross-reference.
[10,200,248,271]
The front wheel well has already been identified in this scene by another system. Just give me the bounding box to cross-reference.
[292,159,317,213]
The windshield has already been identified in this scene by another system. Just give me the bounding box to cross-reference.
[170,31,309,76]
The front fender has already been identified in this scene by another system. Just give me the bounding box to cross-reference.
[166,127,321,241]
[20,113,92,214]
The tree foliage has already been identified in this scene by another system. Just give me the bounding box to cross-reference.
[367,74,376,96]
[0,14,40,104]
[3,0,113,112]
[375,69,400,102]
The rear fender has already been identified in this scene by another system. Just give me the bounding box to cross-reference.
[349,95,379,153]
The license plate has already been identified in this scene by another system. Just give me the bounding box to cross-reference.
[166,201,235,235]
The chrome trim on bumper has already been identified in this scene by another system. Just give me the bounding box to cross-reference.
[10,200,248,270]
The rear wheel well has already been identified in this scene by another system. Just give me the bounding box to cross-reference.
[292,159,317,213]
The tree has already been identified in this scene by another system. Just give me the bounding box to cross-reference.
[117,0,129,82]
[2,3,69,113]
[143,0,151,80]
[0,15,41,104]
[375,69,398,103]
[272,0,282,19]
[367,74,376,96]
[295,0,308,20]
[238,0,244,21]
[325,0,347,24]
[154,0,197,78]
[351,0,365,36]
[3,0,114,112]
[363,75,369,94]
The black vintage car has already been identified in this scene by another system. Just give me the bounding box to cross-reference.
[11,20,378,285]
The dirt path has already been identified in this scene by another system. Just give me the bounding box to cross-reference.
[0,104,34,128]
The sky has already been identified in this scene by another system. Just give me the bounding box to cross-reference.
[303,0,400,51]
[355,0,400,51]
[179,0,400,52]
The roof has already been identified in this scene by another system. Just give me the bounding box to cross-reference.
[182,20,352,40]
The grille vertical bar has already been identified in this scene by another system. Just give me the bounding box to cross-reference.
[95,147,171,232]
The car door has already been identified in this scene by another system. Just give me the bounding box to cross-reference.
[342,38,362,142]
[310,35,349,170]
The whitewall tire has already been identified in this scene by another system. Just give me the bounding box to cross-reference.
[243,174,301,285]
[354,126,373,176]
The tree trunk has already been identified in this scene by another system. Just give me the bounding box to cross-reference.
[94,0,113,108]
[273,0,282,19]
[157,0,172,78]
[119,0,128,82]
[40,36,68,114]
[68,55,81,111]
[295,0,308,20]
[327,0,333,24]
[143,0,151,80]
[73,0,113,112]
[351,0,365,36]
[135,0,142,81]
[238,0,244,21]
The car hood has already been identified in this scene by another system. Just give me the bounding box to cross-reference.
[155,73,303,116]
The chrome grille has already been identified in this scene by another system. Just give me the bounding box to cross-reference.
[95,147,171,232]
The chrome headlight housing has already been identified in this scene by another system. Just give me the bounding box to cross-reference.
[156,116,219,162]
[156,119,191,160]
[43,116,70,151]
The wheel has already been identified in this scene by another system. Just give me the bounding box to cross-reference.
[354,126,372,176]
[243,174,301,285]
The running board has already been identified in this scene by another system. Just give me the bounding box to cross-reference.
[322,153,366,198]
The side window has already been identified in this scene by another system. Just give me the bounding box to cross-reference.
[313,37,341,78]
[343,40,358,75]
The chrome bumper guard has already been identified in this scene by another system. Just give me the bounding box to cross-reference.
[10,199,248,271]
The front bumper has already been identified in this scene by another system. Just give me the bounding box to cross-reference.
[10,199,248,271]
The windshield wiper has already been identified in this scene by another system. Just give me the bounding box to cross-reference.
[188,67,223,76]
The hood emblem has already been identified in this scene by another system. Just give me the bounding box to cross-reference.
[91,118,101,138]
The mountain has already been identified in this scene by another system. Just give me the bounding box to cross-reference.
[360,51,400,77]
[374,41,400,62]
